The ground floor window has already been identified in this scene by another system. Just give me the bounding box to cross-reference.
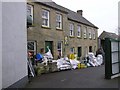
[70,47,75,53]
[27,41,36,55]
[84,46,88,57]
[57,41,62,58]
[94,46,96,55]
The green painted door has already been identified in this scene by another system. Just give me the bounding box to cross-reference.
[45,41,53,54]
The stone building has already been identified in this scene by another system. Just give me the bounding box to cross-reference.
[98,31,118,52]
[27,1,98,60]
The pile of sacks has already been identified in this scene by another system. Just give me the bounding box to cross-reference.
[56,58,71,70]
[54,56,83,70]
[87,52,103,67]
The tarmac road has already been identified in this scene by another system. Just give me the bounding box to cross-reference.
[25,65,119,88]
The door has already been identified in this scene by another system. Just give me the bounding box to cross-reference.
[78,47,82,57]
[45,41,53,54]
[89,46,92,52]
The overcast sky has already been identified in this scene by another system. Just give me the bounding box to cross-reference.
[52,0,119,36]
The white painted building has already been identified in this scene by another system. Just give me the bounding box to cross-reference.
[118,1,120,35]
[1,1,28,89]
[0,1,2,90]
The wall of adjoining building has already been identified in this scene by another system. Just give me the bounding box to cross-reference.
[0,1,2,90]
[2,2,28,88]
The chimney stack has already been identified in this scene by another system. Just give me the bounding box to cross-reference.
[77,10,83,16]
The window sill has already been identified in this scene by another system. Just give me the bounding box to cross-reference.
[77,36,82,39]
[41,25,51,29]
[89,38,92,40]
[69,36,75,38]
[56,27,63,31]
[27,24,35,28]
[84,37,87,39]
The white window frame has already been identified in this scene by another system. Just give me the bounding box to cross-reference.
[84,46,88,57]
[69,23,74,36]
[27,41,36,55]
[42,9,49,27]
[84,27,87,38]
[27,4,33,24]
[56,14,62,29]
[77,25,81,37]
[71,47,75,53]
[89,28,92,39]
[57,41,63,57]
[93,29,96,39]
[94,46,96,55]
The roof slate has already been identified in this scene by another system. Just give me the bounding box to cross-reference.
[99,31,118,40]
[67,10,98,28]
[36,1,98,29]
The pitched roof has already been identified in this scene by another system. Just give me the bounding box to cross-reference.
[67,10,98,29]
[36,1,68,13]
[36,1,98,29]
[99,31,118,40]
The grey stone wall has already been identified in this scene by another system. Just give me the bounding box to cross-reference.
[27,2,98,60]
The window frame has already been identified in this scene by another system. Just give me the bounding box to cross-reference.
[93,29,96,39]
[89,28,92,39]
[84,46,88,57]
[84,27,87,38]
[70,47,75,53]
[42,9,50,27]
[27,4,34,24]
[69,23,74,37]
[27,41,36,55]
[57,41,63,57]
[77,25,81,37]
[56,13,62,29]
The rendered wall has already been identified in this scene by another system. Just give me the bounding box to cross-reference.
[2,2,27,88]
[0,1,2,90]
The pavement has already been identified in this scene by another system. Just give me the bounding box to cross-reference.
[25,65,119,88]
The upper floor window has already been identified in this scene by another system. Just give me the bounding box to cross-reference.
[56,14,62,29]
[42,9,49,27]
[57,41,63,58]
[77,25,81,37]
[27,4,33,24]
[84,27,87,38]
[69,23,74,36]
[89,28,92,39]
[93,29,96,39]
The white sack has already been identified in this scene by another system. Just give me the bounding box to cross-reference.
[96,54,103,65]
[57,58,71,70]
[45,48,53,59]
[70,59,80,69]
[88,52,99,67]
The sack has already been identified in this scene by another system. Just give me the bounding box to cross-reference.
[36,53,43,61]
[45,49,53,59]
